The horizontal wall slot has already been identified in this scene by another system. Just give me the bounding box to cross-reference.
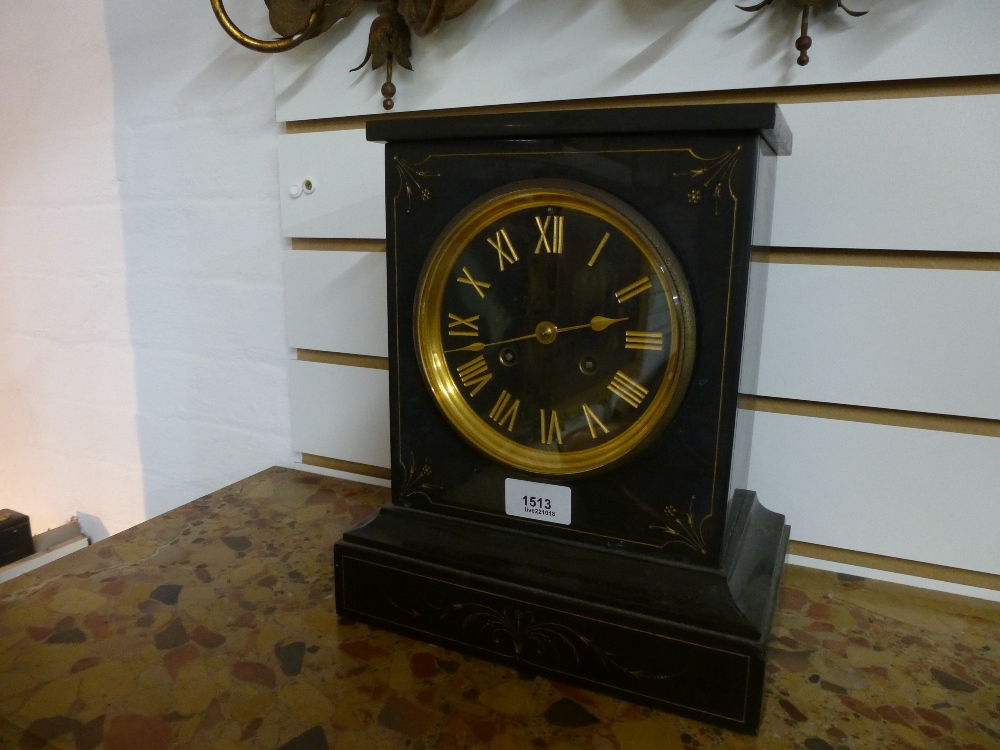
[291,238,386,252]
[294,353,1000,438]
[753,247,1000,271]
[302,453,392,481]
[741,395,1000,439]
[788,540,1000,593]
[286,74,1000,134]
[296,349,389,370]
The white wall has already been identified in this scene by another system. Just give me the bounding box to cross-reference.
[0,1,141,538]
[0,0,292,538]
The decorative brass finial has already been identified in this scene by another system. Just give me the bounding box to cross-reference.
[737,0,868,66]
[382,59,397,110]
[351,1,412,110]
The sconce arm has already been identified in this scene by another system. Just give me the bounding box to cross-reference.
[210,0,322,53]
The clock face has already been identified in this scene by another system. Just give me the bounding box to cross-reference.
[414,180,695,476]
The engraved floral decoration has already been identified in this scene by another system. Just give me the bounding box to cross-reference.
[649,496,713,556]
[210,0,481,109]
[620,485,712,555]
[460,604,589,662]
[737,0,868,66]
[386,595,678,682]
[674,147,741,216]
[398,452,441,501]
[394,155,440,212]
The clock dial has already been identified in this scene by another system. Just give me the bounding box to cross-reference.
[415,181,695,476]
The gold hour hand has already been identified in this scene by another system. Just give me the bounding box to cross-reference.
[553,315,629,334]
[588,315,628,331]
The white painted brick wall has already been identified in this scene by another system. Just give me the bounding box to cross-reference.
[0,0,292,538]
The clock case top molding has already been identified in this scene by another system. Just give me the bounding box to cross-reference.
[335,103,791,733]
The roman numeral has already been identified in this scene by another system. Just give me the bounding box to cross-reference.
[456,355,492,397]
[486,228,519,271]
[625,330,664,351]
[615,276,652,303]
[588,232,611,267]
[489,390,520,432]
[533,215,564,254]
[540,409,562,445]
[457,266,491,298]
[447,313,480,337]
[607,371,649,409]
[582,404,609,439]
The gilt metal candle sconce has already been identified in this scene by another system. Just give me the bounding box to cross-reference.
[737,0,868,66]
[210,0,479,109]
[210,0,870,109]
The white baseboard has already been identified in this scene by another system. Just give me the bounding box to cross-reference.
[0,535,89,585]
[787,554,1000,603]
[288,460,391,488]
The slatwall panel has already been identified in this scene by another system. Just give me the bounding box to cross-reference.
[284,250,388,357]
[273,0,1000,122]
[279,95,1000,252]
[755,262,1000,421]
[747,410,1000,576]
[771,96,1000,252]
[278,131,385,239]
[289,360,390,467]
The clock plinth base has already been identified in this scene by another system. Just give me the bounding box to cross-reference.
[334,490,788,734]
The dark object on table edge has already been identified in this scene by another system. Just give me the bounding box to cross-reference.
[0,510,34,567]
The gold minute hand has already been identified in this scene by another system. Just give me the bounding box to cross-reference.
[445,331,538,354]
[445,316,628,354]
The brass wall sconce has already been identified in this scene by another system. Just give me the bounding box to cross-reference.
[737,0,868,66]
[210,0,479,109]
[210,0,874,110]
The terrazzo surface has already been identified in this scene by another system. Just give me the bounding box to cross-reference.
[0,467,997,750]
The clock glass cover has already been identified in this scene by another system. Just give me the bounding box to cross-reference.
[414,180,695,476]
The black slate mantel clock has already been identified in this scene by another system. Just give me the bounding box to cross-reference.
[334,103,792,733]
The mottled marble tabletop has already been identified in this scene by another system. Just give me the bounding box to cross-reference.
[1,467,997,750]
